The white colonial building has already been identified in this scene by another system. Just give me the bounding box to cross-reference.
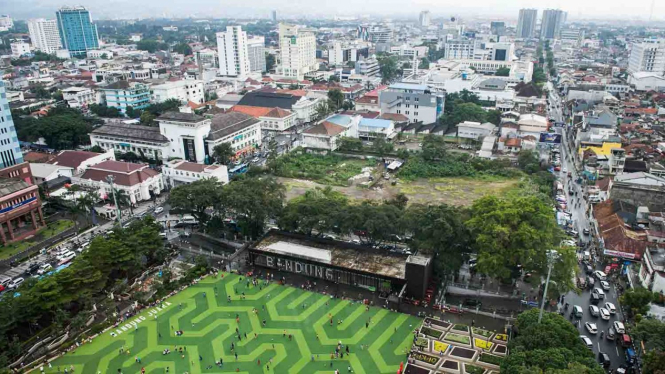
[151,80,204,104]
[72,160,163,204]
[163,160,229,187]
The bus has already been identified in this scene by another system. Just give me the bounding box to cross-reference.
[229,163,248,176]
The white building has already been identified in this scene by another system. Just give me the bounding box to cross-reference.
[151,80,204,104]
[517,113,548,137]
[419,11,431,28]
[0,15,13,32]
[456,121,497,140]
[90,121,170,161]
[29,163,74,184]
[11,42,30,58]
[48,149,116,175]
[355,58,380,77]
[516,9,537,39]
[379,83,445,124]
[628,72,665,92]
[163,159,229,187]
[130,33,142,42]
[27,19,62,54]
[277,23,318,80]
[445,40,475,60]
[86,49,113,59]
[205,112,262,157]
[358,118,394,139]
[259,107,298,133]
[302,115,360,151]
[217,26,251,77]
[73,160,163,204]
[62,86,97,108]
[247,36,266,73]
[639,247,665,294]
[628,38,665,75]
[390,44,429,58]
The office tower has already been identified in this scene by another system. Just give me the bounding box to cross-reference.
[56,6,99,56]
[0,81,24,168]
[516,9,537,39]
[247,36,266,73]
[216,26,250,77]
[0,15,13,32]
[272,11,277,22]
[419,11,431,27]
[28,18,62,54]
[277,23,317,79]
[628,38,665,75]
[490,21,505,38]
[540,9,567,40]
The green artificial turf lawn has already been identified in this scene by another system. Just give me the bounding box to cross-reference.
[46,273,420,373]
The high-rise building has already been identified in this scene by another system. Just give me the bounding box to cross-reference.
[10,42,30,58]
[277,23,318,79]
[516,9,537,39]
[628,39,665,75]
[0,81,24,168]
[271,10,277,22]
[247,36,266,73]
[419,11,431,27]
[0,15,13,32]
[216,26,251,77]
[540,9,566,40]
[55,6,99,56]
[490,21,505,38]
[28,18,62,54]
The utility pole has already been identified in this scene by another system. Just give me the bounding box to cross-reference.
[106,175,121,223]
[538,250,559,323]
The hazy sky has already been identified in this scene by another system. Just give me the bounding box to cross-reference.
[3,0,664,21]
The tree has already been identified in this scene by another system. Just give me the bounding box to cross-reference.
[371,137,394,156]
[173,43,193,56]
[643,350,665,374]
[620,287,657,316]
[486,109,502,125]
[465,194,567,282]
[419,57,430,69]
[327,89,345,111]
[314,101,332,120]
[445,102,488,126]
[88,145,105,153]
[337,137,363,152]
[212,142,234,165]
[225,176,285,239]
[168,178,225,226]
[279,187,348,236]
[495,66,510,76]
[140,111,155,125]
[14,108,94,150]
[125,105,139,119]
[421,134,447,161]
[266,53,276,72]
[136,39,168,53]
[501,309,604,374]
[632,319,665,352]
[378,55,399,84]
[89,104,121,118]
[338,202,403,245]
[517,150,541,174]
[403,204,470,276]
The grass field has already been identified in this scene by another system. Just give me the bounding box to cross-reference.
[0,219,75,260]
[280,176,520,207]
[46,273,419,373]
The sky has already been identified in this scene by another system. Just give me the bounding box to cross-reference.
[3,0,664,22]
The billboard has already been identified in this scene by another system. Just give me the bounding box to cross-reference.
[539,132,562,143]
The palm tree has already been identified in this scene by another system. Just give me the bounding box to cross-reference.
[76,192,99,227]
[113,188,133,216]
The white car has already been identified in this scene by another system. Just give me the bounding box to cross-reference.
[56,250,75,261]
[580,335,593,348]
[37,263,52,275]
[58,252,76,265]
[605,302,616,314]
[8,277,25,290]
[154,207,164,214]
[594,270,607,281]
[599,308,611,320]
[562,168,568,173]
[613,321,625,334]
[600,281,611,291]
[592,288,606,299]
[585,322,598,334]
[589,305,600,317]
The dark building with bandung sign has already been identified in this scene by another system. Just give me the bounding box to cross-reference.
[249,230,433,300]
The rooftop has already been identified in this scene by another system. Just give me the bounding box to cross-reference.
[207,112,261,141]
[0,178,31,198]
[49,150,104,170]
[237,91,301,110]
[91,122,169,143]
[29,163,73,179]
[157,111,206,123]
[389,82,429,91]
[253,231,408,279]
[303,121,346,136]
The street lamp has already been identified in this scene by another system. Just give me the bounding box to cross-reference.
[106,175,121,224]
[538,250,560,323]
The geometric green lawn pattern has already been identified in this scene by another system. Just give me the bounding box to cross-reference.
[46,273,421,373]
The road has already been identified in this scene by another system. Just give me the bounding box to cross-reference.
[549,87,628,371]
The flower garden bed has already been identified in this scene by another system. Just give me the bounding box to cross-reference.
[492,333,508,343]
[433,340,450,354]
[444,332,472,346]
[404,364,432,374]
[473,338,494,351]
[425,317,451,330]
[492,344,508,356]
[477,353,503,368]
[464,364,487,374]
[414,337,429,349]
[471,327,493,339]
[449,346,478,362]
[411,352,441,368]
[439,359,460,373]
[421,326,443,339]
[451,324,470,333]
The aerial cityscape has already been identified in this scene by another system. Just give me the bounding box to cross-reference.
[1,2,665,373]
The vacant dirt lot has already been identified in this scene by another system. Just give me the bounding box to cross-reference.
[279,176,520,206]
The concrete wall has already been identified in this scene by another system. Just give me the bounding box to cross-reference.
[610,183,665,211]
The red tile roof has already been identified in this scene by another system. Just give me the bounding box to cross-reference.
[505,138,522,147]
[264,107,293,118]
[49,150,103,169]
[355,96,379,105]
[593,200,648,260]
[378,113,409,122]
[229,105,273,118]
[81,161,160,187]
[303,121,346,136]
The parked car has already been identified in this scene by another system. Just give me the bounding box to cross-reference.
[589,305,600,317]
[463,299,482,308]
[592,288,606,299]
[154,207,164,214]
[600,281,611,291]
[599,307,611,320]
[583,228,590,235]
[580,335,593,349]
[585,322,598,334]
[594,270,607,281]
[24,262,41,276]
[590,293,601,305]
[573,305,583,318]
[8,277,24,290]
[37,263,53,275]
[613,321,626,334]
[605,302,617,314]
